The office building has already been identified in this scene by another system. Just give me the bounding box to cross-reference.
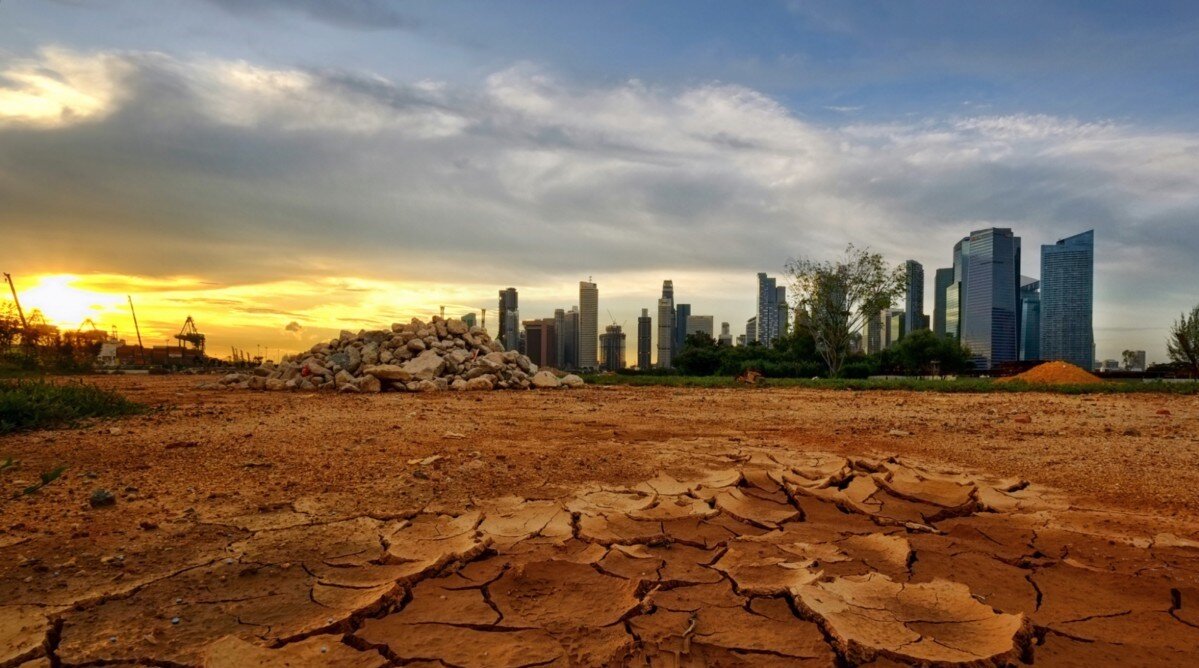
[945,236,971,340]
[736,334,747,346]
[523,318,557,368]
[685,315,715,340]
[866,312,883,354]
[553,309,566,368]
[756,273,785,345]
[1040,230,1094,371]
[657,280,675,368]
[461,313,477,329]
[599,324,626,372]
[776,285,790,338]
[498,288,519,351]
[718,322,733,347]
[882,309,905,350]
[560,307,579,370]
[905,260,926,334]
[961,228,1021,369]
[674,303,691,352]
[745,316,758,345]
[578,280,598,370]
[1019,278,1041,361]
[932,268,953,337]
[636,309,652,369]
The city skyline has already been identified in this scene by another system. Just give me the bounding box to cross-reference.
[2,2,1196,364]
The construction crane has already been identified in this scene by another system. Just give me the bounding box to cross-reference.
[173,315,206,352]
[127,295,145,363]
[3,272,28,328]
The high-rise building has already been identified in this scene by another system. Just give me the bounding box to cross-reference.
[905,260,926,335]
[599,324,626,372]
[944,237,971,340]
[498,288,519,351]
[866,312,883,354]
[656,280,675,368]
[775,285,789,339]
[881,308,904,350]
[553,309,566,368]
[1019,278,1041,361]
[756,273,784,345]
[523,318,557,368]
[932,268,953,337]
[685,315,715,339]
[674,303,691,353]
[636,309,652,369]
[578,280,598,370]
[718,322,733,347]
[561,307,579,370]
[1040,230,1094,371]
[461,313,477,329]
[961,228,1021,369]
[745,316,758,345]
[736,334,747,346]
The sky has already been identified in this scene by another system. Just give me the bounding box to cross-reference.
[2,0,1198,364]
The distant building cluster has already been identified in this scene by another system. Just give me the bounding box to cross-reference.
[481,229,1097,372]
[870,228,1095,371]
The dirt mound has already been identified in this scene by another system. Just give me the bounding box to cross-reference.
[999,360,1103,385]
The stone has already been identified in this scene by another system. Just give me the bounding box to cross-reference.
[402,350,446,381]
[89,490,116,508]
[560,374,584,388]
[530,370,560,388]
[360,364,410,383]
[465,377,493,391]
[357,375,382,393]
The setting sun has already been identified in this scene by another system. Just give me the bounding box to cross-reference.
[17,275,122,328]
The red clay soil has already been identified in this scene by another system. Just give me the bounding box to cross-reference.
[999,361,1103,384]
[2,376,1199,666]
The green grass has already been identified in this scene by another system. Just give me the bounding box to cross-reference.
[581,374,1199,394]
[0,379,145,434]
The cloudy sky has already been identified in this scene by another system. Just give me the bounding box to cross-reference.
[2,1,1197,363]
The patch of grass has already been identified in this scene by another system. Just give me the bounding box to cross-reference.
[581,374,1199,394]
[0,379,145,434]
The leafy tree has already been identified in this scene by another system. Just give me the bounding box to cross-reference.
[1168,305,1199,376]
[786,245,906,376]
[875,329,972,376]
[673,333,722,376]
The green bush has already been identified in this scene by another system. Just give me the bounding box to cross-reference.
[837,361,874,379]
[0,379,144,434]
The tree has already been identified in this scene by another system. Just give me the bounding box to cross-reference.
[786,245,906,376]
[1168,305,1199,376]
[876,329,972,376]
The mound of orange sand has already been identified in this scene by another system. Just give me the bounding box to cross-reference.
[999,360,1103,384]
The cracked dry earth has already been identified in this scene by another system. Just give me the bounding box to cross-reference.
[3,379,1199,666]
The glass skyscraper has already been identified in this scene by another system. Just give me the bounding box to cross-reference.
[961,228,1021,369]
[1019,278,1041,361]
[905,260,926,334]
[1040,230,1094,370]
[933,267,953,338]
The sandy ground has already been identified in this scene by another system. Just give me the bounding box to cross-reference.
[2,376,1199,666]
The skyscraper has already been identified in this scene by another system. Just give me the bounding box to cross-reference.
[866,312,883,354]
[756,273,784,345]
[578,280,598,370]
[944,237,971,341]
[498,288,519,351]
[636,309,652,369]
[1019,278,1041,361]
[674,303,691,353]
[745,316,758,344]
[561,307,579,370]
[599,324,626,372]
[656,280,675,368]
[961,228,1021,369]
[776,285,789,339]
[932,267,953,337]
[1040,230,1094,370]
[718,322,733,347]
[685,315,715,339]
[553,308,566,368]
[905,260,926,334]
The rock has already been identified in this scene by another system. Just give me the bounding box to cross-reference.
[465,377,493,391]
[451,379,468,391]
[530,371,561,389]
[89,490,116,508]
[403,350,446,381]
[361,364,411,383]
[358,375,382,393]
[888,429,911,437]
[329,352,350,371]
[560,374,584,388]
[264,378,286,391]
[446,318,468,335]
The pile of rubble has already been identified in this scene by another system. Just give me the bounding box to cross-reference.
[209,316,583,393]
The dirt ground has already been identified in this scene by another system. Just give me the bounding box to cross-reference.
[3,376,1199,666]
